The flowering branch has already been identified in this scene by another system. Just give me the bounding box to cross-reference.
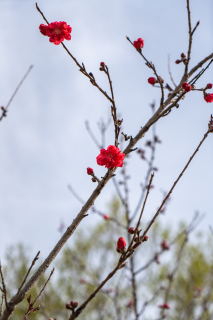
[36,3,115,105]
[126,36,165,107]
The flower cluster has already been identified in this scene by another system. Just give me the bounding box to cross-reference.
[182,82,191,92]
[175,52,188,65]
[133,38,144,50]
[65,300,78,310]
[39,21,72,45]
[96,145,125,169]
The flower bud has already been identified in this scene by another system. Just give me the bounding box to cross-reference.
[103,214,110,220]
[204,93,213,103]
[116,237,126,253]
[175,60,181,64]
[207,83,213,89]
[100,62,105,67]
[142,235,148,242]
[128,227,135,234]
[185,85,191,92]
[161,240,170,250]
[133,38,144,49]
[182,82,188,89]
[87,167,94,175]
[181,53,186,59]
[148,77,156,85]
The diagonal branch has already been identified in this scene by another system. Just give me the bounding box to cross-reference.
[140,129,210,241]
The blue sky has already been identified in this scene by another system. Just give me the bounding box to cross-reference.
[0,0,212,262]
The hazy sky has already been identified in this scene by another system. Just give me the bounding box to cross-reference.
[0,0,213,264]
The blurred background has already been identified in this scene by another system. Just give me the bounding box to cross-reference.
[0,0,212,261]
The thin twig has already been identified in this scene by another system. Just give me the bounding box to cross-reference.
[0,65,33,122]
[32,268,55,305]
[36,3,114,105]
[105,66,119,147]
[17,252,40,294]
[168,54,177,88]
[184,0,192,79]
[126,36,164,107]
[140,130,210,241]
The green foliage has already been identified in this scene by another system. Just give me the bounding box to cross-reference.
[2,207,213,320]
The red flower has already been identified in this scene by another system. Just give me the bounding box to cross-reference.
[103,214,110,220]
[96,145,125,169]
[182,82,188,89]
[204,93,213,103]
[148,77,156,85]
[158,303,170,309]
[182,82,191,92]
[133,38,144,49]
[100,62,105,67]
[185,85,191,92]
[87,167,94,175]
[116,237,126,253]
[161,240,170,250]
[207,83,213,89]
[39,21,72,45]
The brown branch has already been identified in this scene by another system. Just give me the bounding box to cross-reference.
[188,53,213,78]
[32,268,54,305]
[0,264,7,307]
[140,130,210,241]
[184,0,192,79]
[191,20,200,36]
[134,212,204,276]
[36,3,114,105]
[0,65,33,122]
[17,252,40,294]
[69,264,121,319]
[126,36,164,107]
[105,66,119,147]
